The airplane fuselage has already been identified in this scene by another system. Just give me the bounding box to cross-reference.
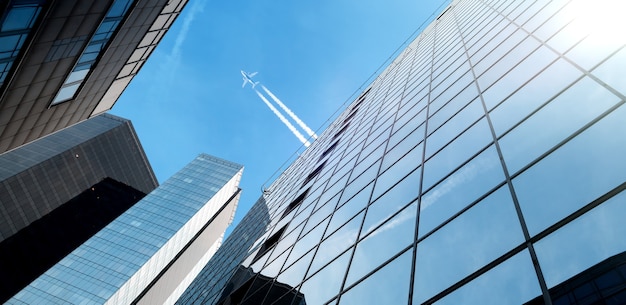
[241,70,259,88]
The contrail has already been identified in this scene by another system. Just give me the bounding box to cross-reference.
[255,90,311,147]
[261,85,318,139]
[170,0,205,60]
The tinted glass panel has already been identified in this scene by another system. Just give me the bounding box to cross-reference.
[535,190,626,288]
[339,249,412,305]
[413,186,525,304]
[514,104,626,235]
[434,250,542,305]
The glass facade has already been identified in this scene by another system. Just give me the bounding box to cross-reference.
[179,0,626,304]
[8,154,243,305]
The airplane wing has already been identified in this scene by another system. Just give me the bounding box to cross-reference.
[242,79,247,88]
[249,72,258,77]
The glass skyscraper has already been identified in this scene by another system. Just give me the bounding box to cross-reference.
[9,154,243,305]
[178,0,626,304]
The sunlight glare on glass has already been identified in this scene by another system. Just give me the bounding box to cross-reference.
[563,0,626,47]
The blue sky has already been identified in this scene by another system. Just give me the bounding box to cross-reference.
[110,0,450,235]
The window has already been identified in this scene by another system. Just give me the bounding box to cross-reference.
[251,226,287,264]
[333,123,350,140]
[302,161,326,187]
[281,189,309,219]
[50,0,135,105]
[0,0,45,88]
[319,140,339,161]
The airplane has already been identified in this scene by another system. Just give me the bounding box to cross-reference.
[241,70,259,88]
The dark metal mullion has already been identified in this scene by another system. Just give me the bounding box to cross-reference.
[333,45,408,305]
[424,180,626,305]
[454,2,553,304]
[417,181,507,243]
[409,12,439,305]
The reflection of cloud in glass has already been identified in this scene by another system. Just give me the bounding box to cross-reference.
[315,228,358,264]
[308,214,363,275]
[363,203,415,239]
[421,154,493,211]
[300,251,351,305]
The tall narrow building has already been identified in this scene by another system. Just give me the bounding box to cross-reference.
[178,0,626,304]
[0,0,189,152]
[0,113,158,302]
[9,154,243,305]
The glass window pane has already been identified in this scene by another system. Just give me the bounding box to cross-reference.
[327,182,372,234]
[284,217,329,268]
[278,249,314,288]
[514,104,626,236]
[434,250,542,305]
[535,189,626,288]
[478,36,541,89]
[2,6,38,31]
[108,0,133,17]
[52,83,80,104]
[339,249,412,305]
[563,5,626,71]
[592,47,626,96]
[426,98,484,158]
[375,143,422,199]
[489,58,582,135]
[299,250,351,305]
[0,35,21,55]
[65,69,89,84]
[310,212,363,274]
[364,167,420,232]
[347,202,416,286]
[413,186,525,304]
[422,118,492,190]
[419,145,505,238]
[500,76,620,174]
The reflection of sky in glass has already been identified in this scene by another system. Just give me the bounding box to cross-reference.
[422,118,492,190]
[340,250,412,305]
[535,190,626,288]
[435,250,541,305]
[413,187,524,304]
[592,47,626,95]
[551,0,626,70]
[500,76,620,174]
[347,202,416,286]
[309,213,361,274]
[299,251,351,305]
[514,104,626,236]
[419,145,503,237]
[488,58,582,135]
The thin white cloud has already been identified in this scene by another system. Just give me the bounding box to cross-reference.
[170,0,206,60]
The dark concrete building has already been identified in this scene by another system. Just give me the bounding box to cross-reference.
[0,0,188,152]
